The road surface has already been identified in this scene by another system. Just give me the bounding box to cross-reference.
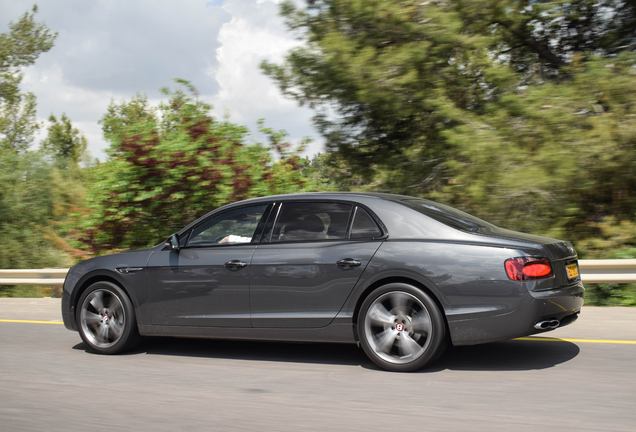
[1,299,635,431]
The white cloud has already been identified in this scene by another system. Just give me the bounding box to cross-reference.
[2,0,324,161]
[210,0,323,156]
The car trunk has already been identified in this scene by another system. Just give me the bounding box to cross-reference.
[478,226,581,290]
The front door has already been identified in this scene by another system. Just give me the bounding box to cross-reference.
[147,204,269,327]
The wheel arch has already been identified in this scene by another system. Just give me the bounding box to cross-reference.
[70,273,133,328]
[351,276,449,343]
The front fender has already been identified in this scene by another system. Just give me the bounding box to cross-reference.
[61,249,155,330]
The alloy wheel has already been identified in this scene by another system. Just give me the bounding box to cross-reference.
[80,289,126,349]
[363,291,433,365]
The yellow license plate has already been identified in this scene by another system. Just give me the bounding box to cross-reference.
[566,263,579,279]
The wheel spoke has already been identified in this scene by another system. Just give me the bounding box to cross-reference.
[83,311,103,325]
[368,302,395,327]
[89,291,105,312]
[390,292,412,314]
[399,333,423,358]
[107,296,122,315]
[96,323,109,343]
[411,311,432,335]
[109,320,124,339]
[374,328,398,353]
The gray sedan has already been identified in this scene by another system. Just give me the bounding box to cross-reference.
[62,192,584,371]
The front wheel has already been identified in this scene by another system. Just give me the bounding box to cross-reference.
[76,281,141,354]
[358,283,447,372]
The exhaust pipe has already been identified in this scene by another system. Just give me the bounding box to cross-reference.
[549,319,559,329]
[533,319,560,330]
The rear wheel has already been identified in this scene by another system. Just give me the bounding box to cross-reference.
[358,283,447,372]
[76,281,140,354]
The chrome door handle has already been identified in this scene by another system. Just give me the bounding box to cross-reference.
[336,258,361,268]
[225,260,248,270]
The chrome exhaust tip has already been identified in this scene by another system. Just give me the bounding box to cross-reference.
[549,319,560,329]
[533,319,560,330]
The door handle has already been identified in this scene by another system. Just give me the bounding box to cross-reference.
[336,258,361,268]
[225,260,248,270]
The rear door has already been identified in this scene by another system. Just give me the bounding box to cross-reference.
[249,202,384,328]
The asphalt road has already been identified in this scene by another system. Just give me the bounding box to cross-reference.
[1,299,635,432]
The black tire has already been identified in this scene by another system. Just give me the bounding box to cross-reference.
[76,281,141,354]
[358,283,447,372]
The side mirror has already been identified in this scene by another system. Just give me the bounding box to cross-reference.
[166,234,180,251]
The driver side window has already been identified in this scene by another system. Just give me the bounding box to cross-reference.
[187,204,268,247]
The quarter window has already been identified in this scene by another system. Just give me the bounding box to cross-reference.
[350,207,382,239]
[272,202,353,242]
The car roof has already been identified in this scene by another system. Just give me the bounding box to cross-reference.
[232,191,415,205]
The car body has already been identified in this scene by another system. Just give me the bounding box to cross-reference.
[62,192,584,371]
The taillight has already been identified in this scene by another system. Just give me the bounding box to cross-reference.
[505,257,554,281]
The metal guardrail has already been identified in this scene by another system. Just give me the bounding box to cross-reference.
[578,259,636,284]
[0,260,635,287]
[0,269,68,288]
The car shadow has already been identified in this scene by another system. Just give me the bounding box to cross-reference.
[73,337,367,366]
[73,336,579,372]
[424,338,580,372]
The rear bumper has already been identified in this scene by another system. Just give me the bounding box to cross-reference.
[448,281,584,346]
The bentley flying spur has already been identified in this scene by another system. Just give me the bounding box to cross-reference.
[62,192,584,371]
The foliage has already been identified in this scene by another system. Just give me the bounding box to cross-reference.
[74,82,318,253]
[0,285,51,298]
[264,0,636,305]
[430,54,636,242]
[0,5,56,152]
[40,113,88,169]
[0,151,73,270]
[0,6,70,297]
[585,282,636,306]
[575,219,636,306]
[265,2,636,235]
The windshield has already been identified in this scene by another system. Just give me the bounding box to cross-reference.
[401,199,497,233]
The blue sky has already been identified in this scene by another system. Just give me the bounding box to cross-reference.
[0,0,323,160]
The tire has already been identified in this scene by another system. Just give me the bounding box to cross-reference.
[357,283,447,372]
[76,281,141,354]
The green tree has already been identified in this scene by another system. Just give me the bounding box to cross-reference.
[263,0,636,235]
[40,113,88,168]
[0,5,56,152]
[265,1,636,305]
[298,152,363,191]
[0,151,77,296]
[262,0,510,187]
[75,82,317,253]
[0,151,72,268]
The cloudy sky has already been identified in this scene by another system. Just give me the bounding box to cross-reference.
[1,0,323,160]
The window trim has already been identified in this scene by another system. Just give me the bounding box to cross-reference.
[260,202,281,244]
[349,206,384,240]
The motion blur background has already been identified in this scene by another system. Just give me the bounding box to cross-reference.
[1,0,635,305]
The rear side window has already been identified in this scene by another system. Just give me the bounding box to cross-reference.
[272,202,353,242]
[402,199,495,233]
[350,207,382,239]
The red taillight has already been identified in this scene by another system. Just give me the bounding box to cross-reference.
[505,257,554,281]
